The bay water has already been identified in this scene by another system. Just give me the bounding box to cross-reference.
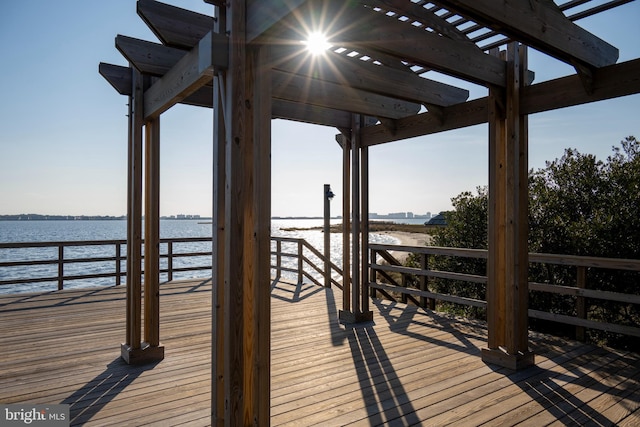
[0,219,400,294]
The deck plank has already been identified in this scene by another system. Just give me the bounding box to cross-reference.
[0,278,639,426]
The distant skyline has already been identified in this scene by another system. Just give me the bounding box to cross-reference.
[0,211,441,220]
[1,1,639,218]
[0,211,431,221]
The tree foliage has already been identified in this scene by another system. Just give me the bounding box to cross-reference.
[415,137,640,350]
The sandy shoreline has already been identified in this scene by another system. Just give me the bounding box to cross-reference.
[377,230,431,247]
[374,231,432,263]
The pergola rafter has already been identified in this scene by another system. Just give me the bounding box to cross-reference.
[100,0,640,424]
[270,46,470,107]
[137,0,215,49]
[434,0,619,68]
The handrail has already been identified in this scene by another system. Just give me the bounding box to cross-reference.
[369,243,640,339]
[5,234,637,341]
[0,236,342,293]
[270,236,343,289]
[0,237,213,292]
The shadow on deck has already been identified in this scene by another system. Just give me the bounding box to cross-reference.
[0,279,638,426]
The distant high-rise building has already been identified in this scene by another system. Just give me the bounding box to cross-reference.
[388,212,406,219]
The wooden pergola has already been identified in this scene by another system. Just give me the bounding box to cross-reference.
[100,0,640,424]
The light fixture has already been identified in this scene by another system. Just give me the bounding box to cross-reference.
[326,186,335,201]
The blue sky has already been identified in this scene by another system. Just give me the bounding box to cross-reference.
[1,1,638,218]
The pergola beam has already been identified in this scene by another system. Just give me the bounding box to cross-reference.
[99,62,365,128]
[116,35,188,77]
[137,0,215,49]
[143,31,227,119]
[99,62,132,96]
[334,7,508,87]
[134,0,621,81]
[435,0,619,68]
[272,69,421,119]
[247,0,310,42]
[272,47,469,107]
[138,0,315,48]
[258,1,508,87]
[273,99,352,128]
[102,56,640,136]
[116,35,422,121]
[521,57,640,114]
[361,58,640,146]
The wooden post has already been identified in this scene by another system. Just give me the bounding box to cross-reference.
[352,114,360,316]
[211,66,227,427]
[361,134,371,314]
[482,43,534,370]
[487,50,506,355]
[121,69,163,364]
[340,114,373,323]
[211,9,228,425]
[143,117,163,354]
[122,67,144,361]
[342,135,351,313]
[217,1,271,422]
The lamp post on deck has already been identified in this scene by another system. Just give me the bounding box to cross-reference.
[324,184,334,287]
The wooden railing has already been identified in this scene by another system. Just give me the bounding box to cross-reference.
[0,237,214,291]
[270,236,343,289]
[0,236,343,293]
[369,243,640,339]
[4,235,638,340]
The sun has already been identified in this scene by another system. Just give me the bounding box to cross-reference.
[304,31,331,55]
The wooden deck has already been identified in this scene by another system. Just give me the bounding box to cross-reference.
[1,279,639,426]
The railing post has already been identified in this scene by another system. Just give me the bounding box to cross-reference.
[576,266,587,341]
[369,249,377,299]
[276,239,282,280]
[297,239,303,284]
[167,241,174,282]
[401,271,408,304]
[419,254,427,309]
[57,245,64,291]
[116,243,122,286]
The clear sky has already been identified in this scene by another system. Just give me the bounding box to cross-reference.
[1,1,638,218]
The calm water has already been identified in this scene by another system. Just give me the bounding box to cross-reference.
[0,219,399,294]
